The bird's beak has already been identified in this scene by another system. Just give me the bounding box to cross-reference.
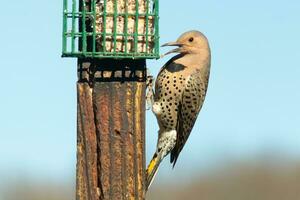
[161,41,183,57]
[161,41,182,47]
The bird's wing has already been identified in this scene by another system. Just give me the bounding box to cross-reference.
[170,72,207,167]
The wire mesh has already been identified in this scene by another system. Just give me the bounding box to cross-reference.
[62,0,159,59]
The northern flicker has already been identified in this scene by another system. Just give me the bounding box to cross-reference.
[146,30,211,189]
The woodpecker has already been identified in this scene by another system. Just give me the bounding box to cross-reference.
[146,30,211,189]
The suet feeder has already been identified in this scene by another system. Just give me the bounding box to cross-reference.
[62,0,159,199]
[62,0,159,59]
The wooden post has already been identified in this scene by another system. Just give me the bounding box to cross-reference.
[76,58,146,200]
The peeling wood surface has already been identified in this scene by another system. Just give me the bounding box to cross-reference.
[77,83,98,200]
[77,58,146,200]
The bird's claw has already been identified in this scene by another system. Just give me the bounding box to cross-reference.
[146,69,155,110]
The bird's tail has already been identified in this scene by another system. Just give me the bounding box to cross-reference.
[146,153,161,190]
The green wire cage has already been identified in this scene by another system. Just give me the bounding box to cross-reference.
[62,0,159,59]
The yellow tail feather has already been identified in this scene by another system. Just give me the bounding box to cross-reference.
[146,154,160,190]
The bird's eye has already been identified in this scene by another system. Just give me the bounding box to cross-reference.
[189,37,194,42]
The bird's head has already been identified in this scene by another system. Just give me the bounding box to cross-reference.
[161,30,209,57]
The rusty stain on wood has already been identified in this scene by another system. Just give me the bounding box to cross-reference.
[77,58,146,200]
[77,83,98,200]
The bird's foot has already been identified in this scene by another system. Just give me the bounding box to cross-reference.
[146,69,155,110]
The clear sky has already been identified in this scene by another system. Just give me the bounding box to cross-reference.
[0,0,300,184]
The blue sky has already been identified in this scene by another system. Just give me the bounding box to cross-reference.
[0,0,300,183]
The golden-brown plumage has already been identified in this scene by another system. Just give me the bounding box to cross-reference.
[146,30,211,190]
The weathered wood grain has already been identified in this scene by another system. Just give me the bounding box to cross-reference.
[77,82,98,200]
[77,58,146,200]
